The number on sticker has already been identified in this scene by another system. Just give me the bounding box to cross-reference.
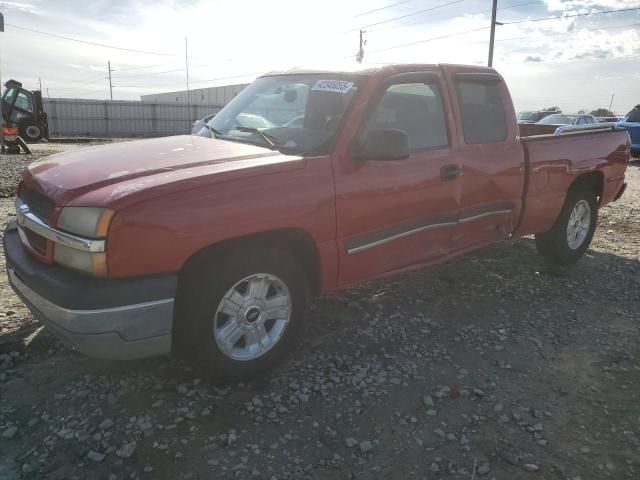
[311,80,354,94]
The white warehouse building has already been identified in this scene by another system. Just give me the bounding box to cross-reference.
[141,83,249,108]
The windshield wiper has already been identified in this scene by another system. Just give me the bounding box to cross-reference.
[235,126,280,148]
[205,124,223,139]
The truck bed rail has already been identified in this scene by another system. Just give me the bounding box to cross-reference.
[553,124,623,136]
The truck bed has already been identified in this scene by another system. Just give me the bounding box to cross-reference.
[516,127,629,236]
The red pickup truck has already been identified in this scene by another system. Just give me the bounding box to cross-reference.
[4,64,630,380]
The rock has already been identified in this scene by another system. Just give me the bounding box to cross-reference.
[144,465,154,473]
[359,440,373,453]
[523,464,540,472]
[344,437,358,448]
[116,441,137,459]
[422,395,435,407]
[430,462,440,473]
[86,450,106,462]
[500,451,519,465]
[433,428,445,439]
[99,419,114,430]
[477,463,491,476]
[1,426,17,439]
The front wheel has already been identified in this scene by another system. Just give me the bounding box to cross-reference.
[175,247,309,382]
[20,122,44,142]
[535,185,598,265]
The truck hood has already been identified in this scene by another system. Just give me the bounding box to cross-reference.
[23,135,303,208]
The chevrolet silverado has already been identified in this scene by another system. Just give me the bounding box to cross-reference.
[4,64,630,380]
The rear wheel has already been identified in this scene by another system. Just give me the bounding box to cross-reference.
[535,184,598,265]
[175,247,309,382]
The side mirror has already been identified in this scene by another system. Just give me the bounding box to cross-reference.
[355,128,410,161]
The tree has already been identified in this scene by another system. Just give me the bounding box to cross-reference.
[543,106,561,112]
[591,108,613,117]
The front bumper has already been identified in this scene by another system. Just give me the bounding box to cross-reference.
[4,222,177,360]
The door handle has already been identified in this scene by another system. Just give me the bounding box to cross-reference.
[440,164,461,181]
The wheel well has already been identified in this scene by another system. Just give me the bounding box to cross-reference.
[570,171,604,203]
[179,229,322,295]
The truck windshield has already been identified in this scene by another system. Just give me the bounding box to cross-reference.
[206,74,362,154]
[625,107,640,123]
[517,111,536,121]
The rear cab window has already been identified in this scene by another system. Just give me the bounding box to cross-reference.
[455,75,507,144]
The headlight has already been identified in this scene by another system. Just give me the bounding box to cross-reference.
[57,207,114,238]
[54,207,114,276]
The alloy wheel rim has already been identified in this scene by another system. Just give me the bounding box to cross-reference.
[566,199,591,250]
[213,273,292,361]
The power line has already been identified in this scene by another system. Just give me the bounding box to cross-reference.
[4,23,183,57]
[501,6,640,25]
[115,71,265,89]
[348,0,468,32]
[461,21,640,45]
[364,25,489,55]
[115,61,182,73]
[349,0,417,19]
[374,0,542,32]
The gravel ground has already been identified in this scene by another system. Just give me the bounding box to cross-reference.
[0,151,638,480]
[0,149,63,197]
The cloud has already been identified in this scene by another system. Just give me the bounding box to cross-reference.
[0,1,38,14]
[544,0,640,12]
[524,55,543,62]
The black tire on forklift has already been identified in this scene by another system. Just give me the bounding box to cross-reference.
[20,122,43,142]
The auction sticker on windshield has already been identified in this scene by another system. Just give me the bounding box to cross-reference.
[312,80,354,94]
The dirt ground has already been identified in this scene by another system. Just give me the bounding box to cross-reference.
[0,148,639,480]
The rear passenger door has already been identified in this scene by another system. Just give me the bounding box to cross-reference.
[443,68,525,249]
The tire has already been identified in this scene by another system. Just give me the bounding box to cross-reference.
[535,184,598,265]
[20,122,43,143]
[175,247,309,382]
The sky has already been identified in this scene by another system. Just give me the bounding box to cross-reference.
[0,0,638,114]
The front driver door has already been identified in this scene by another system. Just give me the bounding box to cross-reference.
[334,71,464,286]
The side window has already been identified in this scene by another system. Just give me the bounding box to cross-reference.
[577,117,586,125]
[367,82,448,151]
[456,81,507,144]
[15,91,34,114]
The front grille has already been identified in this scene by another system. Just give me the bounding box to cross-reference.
[23,228,47,255]
[21,187,55,225]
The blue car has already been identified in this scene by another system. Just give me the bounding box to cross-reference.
[619,105,640,158]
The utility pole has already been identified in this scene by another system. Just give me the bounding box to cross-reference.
[609,93,615,113]
[0,11,4,154]
[107,61,114,100]
[488,0,498,67]
[185,37,191,132]
[356,29,366,63]
[38,77,42,92]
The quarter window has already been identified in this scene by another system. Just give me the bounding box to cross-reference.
[367,82,448,151]
[456,81,507,144]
